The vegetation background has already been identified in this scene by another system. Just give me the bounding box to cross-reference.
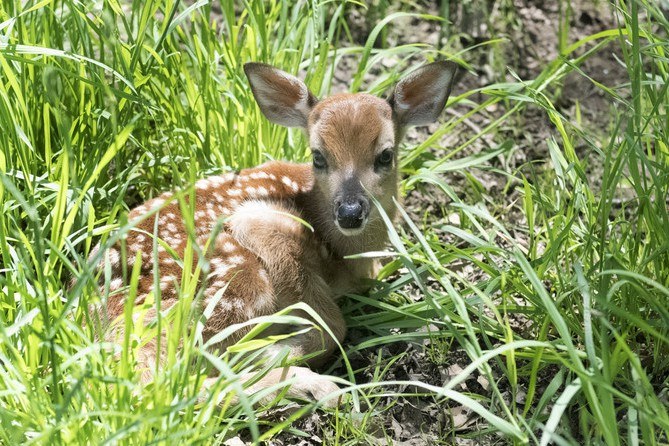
[0,0,667,444]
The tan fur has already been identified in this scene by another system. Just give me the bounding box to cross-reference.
[310,94,393,165]
[95,61,458,407]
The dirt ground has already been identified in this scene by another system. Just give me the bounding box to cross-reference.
[261,1,625,445]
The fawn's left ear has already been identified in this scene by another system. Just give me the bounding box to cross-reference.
[389,60,458,127]
[244,63,317,128]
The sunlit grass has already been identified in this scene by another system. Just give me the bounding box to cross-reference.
[1,0,668,444]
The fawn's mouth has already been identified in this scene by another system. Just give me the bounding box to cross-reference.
[334,218,368,236]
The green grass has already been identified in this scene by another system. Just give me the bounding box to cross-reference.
[1,0,668,444]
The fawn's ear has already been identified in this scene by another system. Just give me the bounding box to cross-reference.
[244,63,316,128]
[389,60,458,127]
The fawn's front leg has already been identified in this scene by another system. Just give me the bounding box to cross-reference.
[227,199,347,364]
[198,200,346,406]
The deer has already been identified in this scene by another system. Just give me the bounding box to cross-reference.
[93,60,458,408]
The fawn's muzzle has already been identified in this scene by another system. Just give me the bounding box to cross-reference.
[334,177,370,233]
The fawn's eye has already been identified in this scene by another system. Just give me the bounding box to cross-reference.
[312,150,328,169]
[375,149,394,168]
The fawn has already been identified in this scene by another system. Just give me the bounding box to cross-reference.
[96,60,458,406]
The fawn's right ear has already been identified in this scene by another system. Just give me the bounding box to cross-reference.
[244,63,316,128]
[389,60,458,127]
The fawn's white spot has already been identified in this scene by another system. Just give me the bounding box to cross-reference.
[227,255,244,266]
[160,276,176,290]
[109,278,123,290]
[211,280,227,288]
[249,171,268,180]
[106,249,120,266]
[281,176,299,192]
[246,291,275,317]
[210,175,232,185]
[151,198,166,209]
[159,213,176,225]
[221,241,236,253]
[196,179,211,190]
[133,205,147,215]
[207,263,231,281]
[227,188,242,197]
[218,298,244,312]
[214,264,232,276]
[256,186,269,196]
[89,244,100,260]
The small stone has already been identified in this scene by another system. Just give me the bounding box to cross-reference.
[223,437,246,446]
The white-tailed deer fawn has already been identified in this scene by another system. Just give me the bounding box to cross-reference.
[96,60,458,406]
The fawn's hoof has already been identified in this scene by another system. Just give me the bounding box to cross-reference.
[284,367,340,408]
[200,366,341,408]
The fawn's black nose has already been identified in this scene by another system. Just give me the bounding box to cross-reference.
[336,200,365,229]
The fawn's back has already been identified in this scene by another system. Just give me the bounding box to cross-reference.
[103,162,316,332]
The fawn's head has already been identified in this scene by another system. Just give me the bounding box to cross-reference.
[244,61,457,236]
